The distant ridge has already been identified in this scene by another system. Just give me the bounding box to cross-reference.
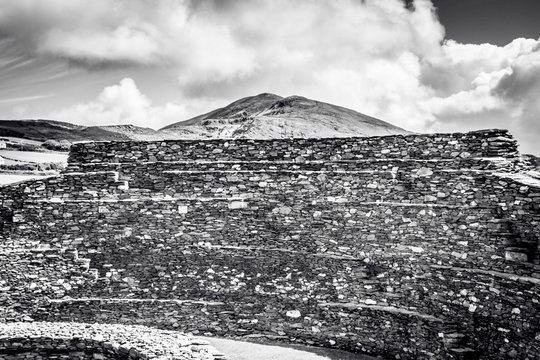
[0,119,155,142]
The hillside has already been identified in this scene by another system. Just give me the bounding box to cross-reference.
[0,120,156,142]
[172,93,283,127]
[162,93,409,138]
[96,125,163,141]
[0,121,160,184]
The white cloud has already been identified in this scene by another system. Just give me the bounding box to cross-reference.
[50,78,187,129]
[0,0,539,153]
[0,94,55,104]
[39,24,163,66]
[0,0,444,80]
[420,37,540,153]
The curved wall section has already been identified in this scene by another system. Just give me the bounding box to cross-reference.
[1,338,133,359]
[0,322,223,360]
[1,129,539,359]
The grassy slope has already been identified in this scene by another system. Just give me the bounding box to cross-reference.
[0,120,156,142]
[0,136,69,185]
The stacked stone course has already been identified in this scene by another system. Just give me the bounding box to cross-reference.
[0,129,539,359]
[67,129,518,164]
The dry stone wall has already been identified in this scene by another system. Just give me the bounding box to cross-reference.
[0,247,95,323]
[1,129,539,360]
[67,129,518,163]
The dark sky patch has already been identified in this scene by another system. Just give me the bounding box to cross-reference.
[431,0,540,45]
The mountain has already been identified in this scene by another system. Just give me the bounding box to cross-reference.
[161,93,409,138]
[0,94,409,144]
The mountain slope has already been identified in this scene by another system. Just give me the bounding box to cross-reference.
[0,120,158,142]
[168,93,283,127]
[162,93,408,139]
[98,125,163,141]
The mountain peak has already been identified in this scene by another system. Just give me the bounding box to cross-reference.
[262,95,317,115]
[253,92,282,98]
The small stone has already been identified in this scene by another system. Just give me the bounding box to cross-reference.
[273,206,292,215]
[508,349,518,358]
[505,251,528,262]
[228,201,248,210]
[416,167,433,177]
[178,205,189,214]
[286,310,301,318]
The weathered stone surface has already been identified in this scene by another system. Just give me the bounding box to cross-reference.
[0,129,538,360]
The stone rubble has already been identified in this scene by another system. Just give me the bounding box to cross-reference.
[0,322,225,359]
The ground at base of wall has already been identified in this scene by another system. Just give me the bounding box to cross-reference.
[200,337,381,360]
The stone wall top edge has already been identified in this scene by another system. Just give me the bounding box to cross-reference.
[494,172,540,191]
[72,128,512,147]
[0,175,57,190]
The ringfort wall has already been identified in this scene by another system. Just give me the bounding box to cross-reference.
[0,129,539,359]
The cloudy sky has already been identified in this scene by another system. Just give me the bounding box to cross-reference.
[0,0,539,153]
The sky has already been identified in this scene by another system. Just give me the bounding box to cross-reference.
[0,0,539,154]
